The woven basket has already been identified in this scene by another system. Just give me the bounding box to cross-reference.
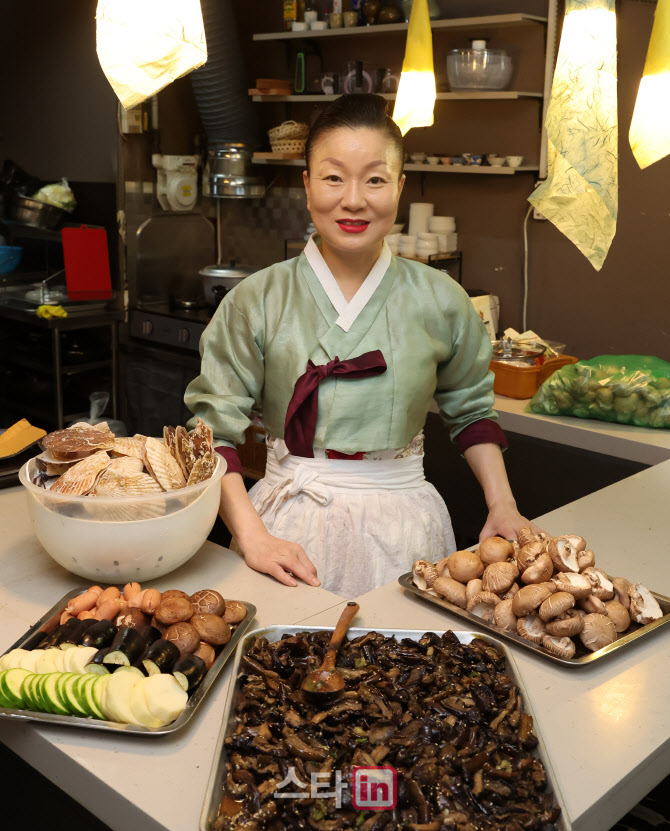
[268,120,309,142]
[269,138,307,154]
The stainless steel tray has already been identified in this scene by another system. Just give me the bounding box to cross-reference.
[398,572,670,667]
[0,589,256,735]
[200,625,570,831]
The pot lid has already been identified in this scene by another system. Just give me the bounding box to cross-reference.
[199,259,254,279]
[491,338,546,361]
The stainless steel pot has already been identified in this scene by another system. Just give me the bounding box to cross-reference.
[207,143,265,199]
[11,195,65,229]
[200,259,254,306]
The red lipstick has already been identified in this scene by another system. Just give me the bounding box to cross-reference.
[336,219,370,234]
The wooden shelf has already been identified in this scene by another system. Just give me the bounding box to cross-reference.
[252,91,542,102]
[252,159,539,174]
[253,13,547,41]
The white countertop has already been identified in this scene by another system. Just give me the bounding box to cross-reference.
[494,395,670,465]
[1,448,669,830]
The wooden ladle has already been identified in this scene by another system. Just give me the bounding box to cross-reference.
[301,601,360,698]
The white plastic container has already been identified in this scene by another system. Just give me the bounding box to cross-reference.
[19,456,225,583]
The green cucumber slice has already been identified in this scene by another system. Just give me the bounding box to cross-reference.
[36,674,54,712]
[72,676,95,717]
[89,676,108,719]
[27,674,44,711]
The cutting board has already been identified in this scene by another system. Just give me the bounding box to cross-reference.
[61,226,112,301]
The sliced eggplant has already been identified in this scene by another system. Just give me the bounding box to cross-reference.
[37,617,81,649]
[173,654,208,693]
[142,626,162,648]
[80,620,117,650]
[85,647,112,675]
[58,618,97,650]
[141,639,180,676]
[103,627,146,668]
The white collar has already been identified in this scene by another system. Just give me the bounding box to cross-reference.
[304,234,392,333]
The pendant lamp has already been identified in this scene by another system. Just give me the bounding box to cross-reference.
[630,0,670,169]
[529,0,618,272]
[392,0,436,136]
[96,0,207,110]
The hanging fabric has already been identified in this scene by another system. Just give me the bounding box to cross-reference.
[529,0,618,272]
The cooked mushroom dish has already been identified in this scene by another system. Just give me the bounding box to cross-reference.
[214,630,561,831]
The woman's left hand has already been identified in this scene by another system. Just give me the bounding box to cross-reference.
[479,500,543,543]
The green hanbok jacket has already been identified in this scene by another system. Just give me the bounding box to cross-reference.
[184,242,498,455]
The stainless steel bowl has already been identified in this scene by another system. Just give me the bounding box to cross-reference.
[11,195,65,229]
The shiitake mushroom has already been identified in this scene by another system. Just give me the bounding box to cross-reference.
[194,641,216,670]
[190,613,231,646]
[165,621,200,655]
[155,597,194,625]
[190,589,226,616]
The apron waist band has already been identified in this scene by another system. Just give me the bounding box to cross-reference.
[257,446,426,511]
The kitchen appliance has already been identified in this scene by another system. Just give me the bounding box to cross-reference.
[447,40,513,91]
[152,154,199,211]
[491,337,546,365]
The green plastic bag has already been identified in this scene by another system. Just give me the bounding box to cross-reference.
[526,355,670,428]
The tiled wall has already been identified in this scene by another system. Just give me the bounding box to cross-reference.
[204,186,312,269]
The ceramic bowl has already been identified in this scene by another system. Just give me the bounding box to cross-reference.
[426,156,440,165]
[462,153,483,166]
[506,155,524,168]
[409,152,427,163]
[450,156,465,166]
[486,155,506,167]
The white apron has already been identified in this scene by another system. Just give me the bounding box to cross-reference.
[242,441,456,598]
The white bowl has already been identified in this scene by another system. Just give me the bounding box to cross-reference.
[426,156,440,165]
[409,153,427,163]
[506,155,524,168]
[487,155,506,167]
[19,455,225,582]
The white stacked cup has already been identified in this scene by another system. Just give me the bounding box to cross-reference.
[408,203,434,237]
[385,233,401,255]
[398,235,417,257]
[416,232,439,259]
[429,216,456,252]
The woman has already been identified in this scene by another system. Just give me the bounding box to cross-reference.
[185,93,537,597]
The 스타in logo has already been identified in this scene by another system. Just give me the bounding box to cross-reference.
[351,766,397,810]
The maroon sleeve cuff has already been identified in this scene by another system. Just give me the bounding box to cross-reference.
[215,446,243,475]
[456,419,508,454]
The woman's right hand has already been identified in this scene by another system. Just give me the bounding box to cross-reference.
[240,531,321,588]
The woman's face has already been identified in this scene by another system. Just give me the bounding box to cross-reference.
[303,127,405,258]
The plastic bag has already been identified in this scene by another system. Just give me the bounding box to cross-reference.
[69,391,127,436]
[31,178,76,212]
[526,355,670,429]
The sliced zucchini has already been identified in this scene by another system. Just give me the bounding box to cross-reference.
[41,673,69,715]
[0,668,31,709]
[61,674,89,717]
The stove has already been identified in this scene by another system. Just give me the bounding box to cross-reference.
[129,301,212,353]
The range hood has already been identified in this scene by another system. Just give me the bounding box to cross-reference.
[190,0,264,198]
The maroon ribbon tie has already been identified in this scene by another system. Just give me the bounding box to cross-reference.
[284,350,387,458]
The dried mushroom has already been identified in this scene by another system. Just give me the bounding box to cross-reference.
[214,630,563,831]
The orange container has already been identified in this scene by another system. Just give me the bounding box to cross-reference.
[490,354,578,399]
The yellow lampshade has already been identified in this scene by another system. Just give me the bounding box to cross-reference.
[528,0,618,272]
[96,0,207,110]
[392,0,436,136]
[630,0,670,169]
